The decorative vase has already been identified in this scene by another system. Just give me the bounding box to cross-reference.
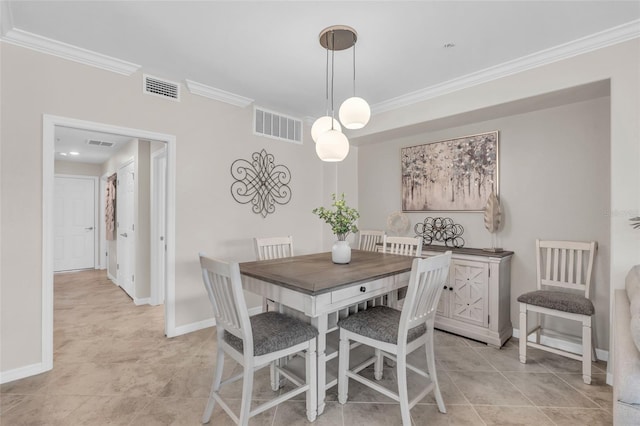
[331,240,351,264]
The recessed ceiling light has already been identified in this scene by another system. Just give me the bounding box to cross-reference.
[59,152,68,156]
[444,43,456,48]
[69,151,80,156]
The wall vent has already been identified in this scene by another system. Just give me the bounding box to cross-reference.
[254,106,302,144]
[143,74,180,101]
[86,139,115,147]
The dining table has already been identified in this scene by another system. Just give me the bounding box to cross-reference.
[239,249,415,415]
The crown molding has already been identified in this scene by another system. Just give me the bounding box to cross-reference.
[185,79,253,108]
[373,19,640,115]
[1,28,140,75]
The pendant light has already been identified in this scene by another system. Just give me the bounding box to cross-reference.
[339,30,370,129]
[315,26,350,162]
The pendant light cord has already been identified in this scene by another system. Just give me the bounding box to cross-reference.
[330,30,336,129]
[352,33,356,97]
[324,42,329,116]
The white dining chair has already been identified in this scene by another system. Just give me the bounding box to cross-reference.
[199,254,318,425]
[358,229,385,252]
[518,239,598,384]
[254,235,294,260]
[254,235,294,313]
[382,235,423,257]
[337,252,451,426]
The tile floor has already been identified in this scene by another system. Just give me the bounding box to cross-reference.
[0,270,612,425]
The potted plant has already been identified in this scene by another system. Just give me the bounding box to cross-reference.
[313,193,360,263]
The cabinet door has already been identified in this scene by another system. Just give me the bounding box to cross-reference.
[449,260,489,327]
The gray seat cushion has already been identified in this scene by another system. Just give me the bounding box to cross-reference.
[224,311,318,356]
[518,290,595,315]
[337,305,426,344]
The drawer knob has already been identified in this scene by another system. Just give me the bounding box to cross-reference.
[443,285,448,290]
[449,287,453,291]
[360,286,366,292]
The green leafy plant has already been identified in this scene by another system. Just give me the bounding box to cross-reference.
[313,193,360,241]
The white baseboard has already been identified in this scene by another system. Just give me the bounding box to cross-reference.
[0,362,50,384]
[107,272,117,284]
[134,297,151,306]
[170,306,264,337]
[512,328,609,362]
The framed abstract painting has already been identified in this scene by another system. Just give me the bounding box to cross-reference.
[401,131,499,212]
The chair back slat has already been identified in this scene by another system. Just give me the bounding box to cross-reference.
[254,236,294,260]
[399,252,452,342]
[200,254,253,345]
[536,240,597,296]
[382,235,423,257]
[358,230,385,252]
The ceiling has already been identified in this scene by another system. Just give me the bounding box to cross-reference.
[3,1,639,163]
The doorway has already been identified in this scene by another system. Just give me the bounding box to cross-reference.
[42,115,177,373]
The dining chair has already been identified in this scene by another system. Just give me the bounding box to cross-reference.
[382,235,423,257]
[254,235,294,260]
[382,235,423,304]
[337,252,452,426]
[199,254,318,425]
[358,229,385,252]
[517,239,598,384]
[254,235,294,313]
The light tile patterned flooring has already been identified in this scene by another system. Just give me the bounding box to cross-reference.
[1,270,612,425]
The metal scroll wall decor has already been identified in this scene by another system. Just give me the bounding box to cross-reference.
[414,217,465,248]
[230,149,292,218]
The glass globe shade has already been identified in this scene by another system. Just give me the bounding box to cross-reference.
[339,97,371,130]
[316,129,350,162]
[311,116,341,143]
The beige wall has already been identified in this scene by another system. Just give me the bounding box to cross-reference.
[358,96,611,348]
[0,42,335,373]
[1,37,638,379]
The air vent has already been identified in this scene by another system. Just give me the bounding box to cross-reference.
[86,139,115,147]
[143,74,180,101]
[254,106,302,144]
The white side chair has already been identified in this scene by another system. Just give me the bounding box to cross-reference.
[199,254,318,425]
[337,252,452,426]
[358,229,385,252]
[517,239,597,384]
[382,235,423,304]
[254,236,294,312]
[382,235,423,257]
[254,235,294,260]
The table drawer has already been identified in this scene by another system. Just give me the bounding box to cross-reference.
[330,278,389,304]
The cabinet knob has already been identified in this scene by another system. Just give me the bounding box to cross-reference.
[443,285,448,290]
[449,287,453,291]
[360,286,366,293]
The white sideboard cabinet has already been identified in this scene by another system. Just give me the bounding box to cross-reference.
[422,246,513,348]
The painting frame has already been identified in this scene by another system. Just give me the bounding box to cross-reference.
[401,131,499,212]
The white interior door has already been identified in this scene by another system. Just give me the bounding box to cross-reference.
[54,176,96,272]
[117,161,135,298]
[151,148,167,305]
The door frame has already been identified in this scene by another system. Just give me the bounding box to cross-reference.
[42,114,178,374]
[53,174,99,271]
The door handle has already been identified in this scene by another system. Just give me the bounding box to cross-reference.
[85,227,94,230]
[120,233,128,237]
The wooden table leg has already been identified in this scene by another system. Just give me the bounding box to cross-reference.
[312,313,328,415]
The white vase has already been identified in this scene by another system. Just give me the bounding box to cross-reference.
[332,240,351,264]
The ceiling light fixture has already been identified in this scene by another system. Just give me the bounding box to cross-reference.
[313,25,369,162]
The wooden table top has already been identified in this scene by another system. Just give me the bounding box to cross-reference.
[239,250,415,296]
